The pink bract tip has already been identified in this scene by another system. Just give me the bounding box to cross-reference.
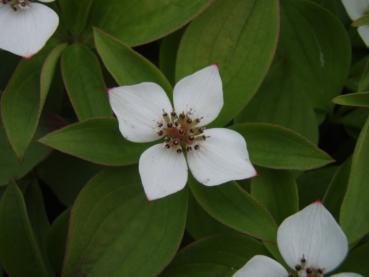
[314,199,322,204]
[105,88,112,94]
[24,55,33,60]
[213,63,219,69]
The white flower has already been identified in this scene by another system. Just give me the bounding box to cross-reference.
[341,0,369,47]
[0,0,59,57]
[108,65,256,200]
[233,202,362,277]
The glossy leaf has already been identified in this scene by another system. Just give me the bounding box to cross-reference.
[231,123,334,170]
[189,178,277,241]
[186,194,237,239]
[62,167,187,277]
[159,30,184,85]
[340,116,369,244]
[333,92,369,107]
[47,211,69,275]
[339,243,369,275]
[251,168,298,224]
[323,159,351,220]
[39,118,151,166]
[237,0,351,142]
[94,29,172,95]
[161,234,268,277]
[24,180,51,262]
[59,0,94,35]
[37,152,100,206]
[89,0,213,46]
[176,0,279,126]
[40,44,67,111]
[61,44,112,120]
[1,44,62,158]
[0,183,51,277]
[1,54,45,158]
[0,125,49,186]
[297,166,337,208]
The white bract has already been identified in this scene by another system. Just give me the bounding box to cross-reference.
[233,202,362,277]
[341,0,369,46]
[0,0,59,57]
[108,65,256,200]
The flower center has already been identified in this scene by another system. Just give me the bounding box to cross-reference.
[294,256,325,277]
[2,0,30,11]
[157,110,207,154]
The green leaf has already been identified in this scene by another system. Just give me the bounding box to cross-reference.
[47,211,69,275]
[37,152,99,206]
[251,168,298,224]
[189,178,277,241]
[39,118,150,166]
[89,0,213,46]
[159,30,184,85]
[339,243,369,275]
[0,183,51,277]
[61,44,112,120]
[94,29,172,95]
[237,0,351,142]
[59,0,94,35]
[333,92,369,107]
[23,181,51,262]
[62,167,187,277]
[40,44,67,111]
[231,123,334,170]
[1,44,63,158]
[186,194,237,239]
[297,166,337,208]
[0,124,50,186]
[340,116,369,244]
[161,234,268,277]
[0,51,19,90]
[176,0,279,126]
[323,159,351,220]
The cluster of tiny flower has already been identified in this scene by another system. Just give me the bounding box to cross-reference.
[291,256,325,277]
[157,110,206,154]
[1,0,29,11]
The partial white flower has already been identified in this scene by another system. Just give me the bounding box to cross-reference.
[233,202,363,277]
[341,0,369,46]
[0,0,59,57]
[109,65,256,200]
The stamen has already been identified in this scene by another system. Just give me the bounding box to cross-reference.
[160,109,207,153]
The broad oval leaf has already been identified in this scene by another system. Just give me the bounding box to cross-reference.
[189,178,277,241]
[0,125,49,186]
[251,168,299,224]
[161,234,268,277]
[94,29,172,94]
[62,167,187,277]
[61,44,112,120]
[176,0,279,126]
[186,194,237,239]
[333,92,369,107]
[339,243,369,275]
[1,44,63,158]
[39,118,151,166]
[237,0,351,142]
[231,123,334,170]
[340,116,369,244]
[59,0,94,35]
[0,182,51,277]
[89,0,213,46]
[37,152,99,206]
